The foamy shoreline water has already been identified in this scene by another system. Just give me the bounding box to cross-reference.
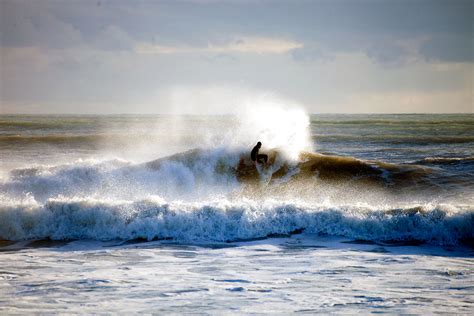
[1,236,473,314]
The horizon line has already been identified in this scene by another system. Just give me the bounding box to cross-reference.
[0,112,473,116]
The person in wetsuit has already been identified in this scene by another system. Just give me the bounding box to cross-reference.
[251,141,268,165]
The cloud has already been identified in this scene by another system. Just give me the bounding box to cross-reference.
[1,47,51,72]
[135,36,303,55]
[420,33,473,63]
[2,0,471,64]
[0,0,84,49]
[1,0,472,114]
[92,25,134,51]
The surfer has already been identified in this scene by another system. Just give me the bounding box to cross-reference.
[251,141,268,166]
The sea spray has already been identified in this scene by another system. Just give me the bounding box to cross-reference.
[165,86,313,159]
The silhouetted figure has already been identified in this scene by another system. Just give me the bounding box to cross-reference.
[251,141,268,165]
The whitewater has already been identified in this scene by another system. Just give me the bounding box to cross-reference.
[1,108,473,313]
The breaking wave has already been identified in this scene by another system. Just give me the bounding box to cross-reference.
[0,148,473,245]
[0,198,472,245]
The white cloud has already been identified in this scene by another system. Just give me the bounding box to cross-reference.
[1,1,472,114]
[1,47,51,72]
[135,36,303,55]
[1,1,84,49]
[93,25,134,50]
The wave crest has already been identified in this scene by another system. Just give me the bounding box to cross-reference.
[1,198,472,245]
[1,148,472,245]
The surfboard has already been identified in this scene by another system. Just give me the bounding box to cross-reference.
[256,162,273,186]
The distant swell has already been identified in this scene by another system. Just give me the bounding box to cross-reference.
[0,199,472,245]
[0,134,150,145]
[414,156,474,165]
[312,119,473,126]
[314,134,474,145]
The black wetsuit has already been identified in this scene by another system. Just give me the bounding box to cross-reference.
[251,144,268,164]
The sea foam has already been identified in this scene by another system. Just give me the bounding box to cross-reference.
[1,196,472,245]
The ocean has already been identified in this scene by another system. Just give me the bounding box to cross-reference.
[1,112,473,313]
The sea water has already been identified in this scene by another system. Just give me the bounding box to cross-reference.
[0,113,473,313]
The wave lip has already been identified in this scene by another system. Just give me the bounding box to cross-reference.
[1,198,472,246]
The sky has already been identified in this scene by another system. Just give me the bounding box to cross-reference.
[1,0,473,114]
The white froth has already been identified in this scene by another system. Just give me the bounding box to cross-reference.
[0,196,472,245]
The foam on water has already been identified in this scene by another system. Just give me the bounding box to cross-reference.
[1,196,473,244]
[0,153,472,245]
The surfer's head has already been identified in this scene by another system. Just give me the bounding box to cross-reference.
[257,141,262,148]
